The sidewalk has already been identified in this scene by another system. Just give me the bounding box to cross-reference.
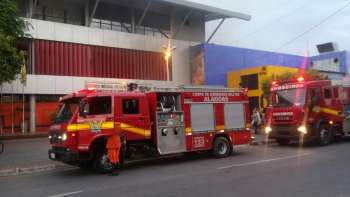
[0,133,271,177]
[0,138,68,176]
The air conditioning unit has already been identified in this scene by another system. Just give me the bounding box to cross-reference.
[316,42,338,54]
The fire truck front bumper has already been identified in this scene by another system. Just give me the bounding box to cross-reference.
[48,147,79,164]
[268,125,317,141]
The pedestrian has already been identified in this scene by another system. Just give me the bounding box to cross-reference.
[251,108,261,134]
[106,122,122,176]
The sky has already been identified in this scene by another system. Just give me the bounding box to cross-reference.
[191,0,350,56]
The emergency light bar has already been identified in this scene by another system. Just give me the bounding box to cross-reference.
[85,81,243,93]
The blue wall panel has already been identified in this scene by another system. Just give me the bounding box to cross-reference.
[202,44,305,85]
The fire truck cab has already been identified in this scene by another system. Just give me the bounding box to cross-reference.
[266,77,350,146]
[48,83,251,172]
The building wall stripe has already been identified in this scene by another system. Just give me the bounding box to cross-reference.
[34,39,171,80]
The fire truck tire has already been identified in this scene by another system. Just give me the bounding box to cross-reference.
[316,124,332,146]
[93,150,114,174]
[276,139,290,146]
[212,137,231,158]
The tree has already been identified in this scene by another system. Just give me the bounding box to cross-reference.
[261,69,327,100]
[0,0,26,85]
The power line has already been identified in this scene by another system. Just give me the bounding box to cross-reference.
[276,0,350,50]
[236,0,307,41]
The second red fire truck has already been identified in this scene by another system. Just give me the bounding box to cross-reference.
[266,76,350,146]
[48,83,251,172]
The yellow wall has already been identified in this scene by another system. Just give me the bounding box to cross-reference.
[227,65,299,108]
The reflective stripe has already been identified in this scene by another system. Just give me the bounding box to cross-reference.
[320,107,341,116]
[101,121,114,129]
[216,125,225,130]
[185,127,192,133]
[120,123,151,137]
[67,122,150,137]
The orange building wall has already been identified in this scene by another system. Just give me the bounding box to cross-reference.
[0,102,60,134]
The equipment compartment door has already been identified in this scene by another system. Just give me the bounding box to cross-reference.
[156,112,186,155]
[224,103,245,130]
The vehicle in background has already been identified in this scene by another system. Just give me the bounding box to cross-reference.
[265,76,350,146]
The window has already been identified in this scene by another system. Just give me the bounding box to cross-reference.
[240,74,259,90]
[88,96,112,115]
[324,88,332,99]
[123,99,140,114]
[309,89,321,105]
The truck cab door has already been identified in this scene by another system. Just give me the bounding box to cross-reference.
[77,96,114,150]
[117,96,151,140]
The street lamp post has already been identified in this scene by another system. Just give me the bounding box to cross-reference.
[162,45,176,81]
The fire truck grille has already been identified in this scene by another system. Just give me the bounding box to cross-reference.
[50,133,63,144]
[273,125,298,135]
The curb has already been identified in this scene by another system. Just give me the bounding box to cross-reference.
[0,163,68,177]
[0,134,48,140]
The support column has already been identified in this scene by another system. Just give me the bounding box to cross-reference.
[29,95,36,133]
[84,1,89,26]
[131,8,136,33]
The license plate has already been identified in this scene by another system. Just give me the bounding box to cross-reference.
[50,153,55,159]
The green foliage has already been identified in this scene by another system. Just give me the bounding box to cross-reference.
[0,0,26,85]
[261,69,327,98]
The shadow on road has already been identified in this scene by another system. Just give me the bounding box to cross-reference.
[52,151,248,177]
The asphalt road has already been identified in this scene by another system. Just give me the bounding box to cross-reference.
[1,140,350,197]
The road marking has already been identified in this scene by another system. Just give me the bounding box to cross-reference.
[217,153,311,170]
[48,190,83,197]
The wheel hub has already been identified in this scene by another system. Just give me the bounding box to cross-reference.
[100,154,113,170]
[218,142,228,155]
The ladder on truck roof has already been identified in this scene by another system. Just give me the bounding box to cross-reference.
[85,81,243,93]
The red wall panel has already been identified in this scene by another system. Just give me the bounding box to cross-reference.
[34,39,171,80]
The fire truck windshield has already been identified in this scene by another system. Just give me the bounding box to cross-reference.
[272,88,305,107]
[54,101,79,124]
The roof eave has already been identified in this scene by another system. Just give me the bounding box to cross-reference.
[158,0,251,21]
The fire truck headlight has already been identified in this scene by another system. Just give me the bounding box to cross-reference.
[62,133,68,141]
[48,135,52,139]
[265,126,272,134]
[297,126,307,134]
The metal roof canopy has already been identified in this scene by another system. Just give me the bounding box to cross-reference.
[88,0,251,42]
[159,0,251,22]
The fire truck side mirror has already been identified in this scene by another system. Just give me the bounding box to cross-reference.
[79,101,87,118]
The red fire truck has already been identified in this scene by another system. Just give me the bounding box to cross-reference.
[48,83,251,172]
[265,76,350,146]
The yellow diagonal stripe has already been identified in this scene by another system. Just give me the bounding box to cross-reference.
[121,123,151,137]
[320,107,341,116]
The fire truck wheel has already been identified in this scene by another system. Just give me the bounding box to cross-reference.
[213,137,231,158]
[317,124,332,146]
[94,150,114,174]
[276,139,290,146]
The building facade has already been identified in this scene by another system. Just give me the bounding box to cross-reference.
[191,44,350,86]
[0,0,250,135]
